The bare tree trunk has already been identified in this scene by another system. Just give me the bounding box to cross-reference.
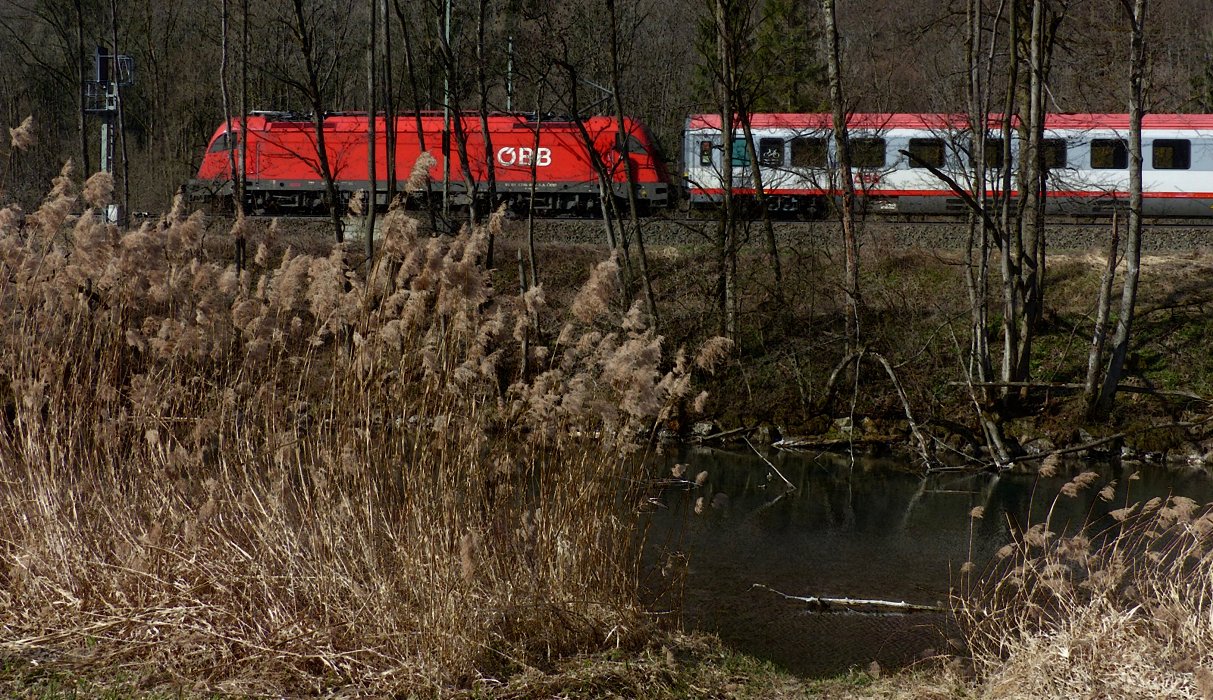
[999,0,1021,387]
[436,18,481,232]
[1097,0,1148,415]
[1013,0,1047,385]
[220,0,237,210]
[964,0,1013,463]
[449,110,481,230]
[560,61,626,291]
[220,0,246,269]
[292,0,344,242]
[526,86,544,286]
[440,0,454,228]
[240,0,248,216]
[964,0,992,387]
[823,0,859,353]
[739,111,783,305]
[236,0,248,269]
[381,0,396,204]
[518,249,530,376]
[365,0,378,263]
[73,0,90,177]
[716,0,737,338]
[393,0,437,231]
[110,0,130,226]
[606,0,658,327]
[1084,211,1119,406]
[476,0,498,265]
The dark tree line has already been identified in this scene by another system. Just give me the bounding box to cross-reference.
[2,0,1210,213]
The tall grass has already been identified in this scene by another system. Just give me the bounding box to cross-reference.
[0,166,713,694]
[958,467,1213,699]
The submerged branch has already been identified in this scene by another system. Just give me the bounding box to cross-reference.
[742,436,795,492]
[752,583,943,614]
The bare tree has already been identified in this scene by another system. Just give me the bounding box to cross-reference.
[269,0,353,242]
[432,0,483,234]
[1003,0,1067,388]
[556,58,626,281]
[606,0,658,326]
[73,0,90,177]
[823,0,859,353]
[219,0,248,268]
[1093,0,1148,416]
[475,0,498,266]
[392,0,438,231]
[364,0,378,262]
[219,0,236,211]
[380,0,395,205]
[238,0,248,266]
[737,112,782,306]
[712,0,741,338]
[965,0,1016,463]
[109,0,129,225]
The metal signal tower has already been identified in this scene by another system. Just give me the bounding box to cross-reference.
[85,46,133,221]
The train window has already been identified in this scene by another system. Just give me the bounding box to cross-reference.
[730,138,750,167]
[1091,139,1128,169]
[209,130,240,153]
[1042,139,1067,169]
[699,141,713,166]
[759,138,784,166]
[908,138,945,168]
[790,137,828,167]
[852,137,886,168]
[984,139,1005,168]
[1153,139,1191,169]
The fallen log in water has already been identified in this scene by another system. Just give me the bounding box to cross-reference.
[752,583,944,615]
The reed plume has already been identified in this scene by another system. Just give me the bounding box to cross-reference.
[8,115,35,151]
[81,171,113,209]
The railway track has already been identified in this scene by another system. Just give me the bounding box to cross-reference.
[206,209,1213,254]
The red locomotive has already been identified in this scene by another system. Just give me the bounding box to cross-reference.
[189,111,671,216]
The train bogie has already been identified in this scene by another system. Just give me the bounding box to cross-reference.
[683,113,1213,218]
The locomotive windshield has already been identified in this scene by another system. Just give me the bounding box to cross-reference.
[208,130,240,153]
[617,134,647,155]
[618,125,669,167]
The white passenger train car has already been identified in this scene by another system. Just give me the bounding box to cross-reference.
[683,113,1213,217]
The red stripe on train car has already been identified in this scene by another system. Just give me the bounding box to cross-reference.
[686,113,1213,132]
[689,188,1213,199]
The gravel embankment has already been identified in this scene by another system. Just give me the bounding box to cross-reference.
[209,212,1213,257]
[521,216,1213,253]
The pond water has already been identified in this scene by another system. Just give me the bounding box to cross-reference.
[640,445,1213,677]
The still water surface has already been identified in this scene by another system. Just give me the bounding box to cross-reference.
[642,445,1213,677]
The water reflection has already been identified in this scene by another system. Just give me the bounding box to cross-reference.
[641,445,1213,677]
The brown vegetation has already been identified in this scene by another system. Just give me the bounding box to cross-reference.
[6,159,1213,696]
[955,470,1213,699]
[0,170,726,694]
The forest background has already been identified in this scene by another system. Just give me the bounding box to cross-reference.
[5,0,1213,213]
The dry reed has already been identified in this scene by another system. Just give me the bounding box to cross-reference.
[958,470,1213,699]
[8,115,35,151]
[0,162,705,694]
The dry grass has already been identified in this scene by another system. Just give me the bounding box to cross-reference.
[0,168,714,694]
[957,470,1213,699]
